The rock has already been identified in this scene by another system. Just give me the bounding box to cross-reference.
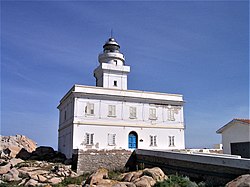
[48,177,62,184]
[18,179,27,186]
[37,174,47,183]
[26,146,67,163]
[143,167,167,182]
[2,168,21,182]
[85,168,109,185]
[0,158,23,175]
[0,163,11,174]
[25,178,39,186]
[9,158,24,166]
[94,179,119,186]
[131,171,143,182]
[67,185,81,187]
[122,171,143,182]
[133,176,156,187]
[226,174,250,187]
[112,182,128,187]
[16,148,32,160]
[0,135,37,158]
[119,182,137,187]
[122,172,134,182]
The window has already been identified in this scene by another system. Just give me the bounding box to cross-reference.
[85,103,94,115]
[168,109,175,121]
[86,133,94,145]
[169,136,175,147]
[129,107,137,119]
[114,60,118,65]
[108,133,116,146]
[150,135,157,146]
[114,81,117,87]
[108,105,116,117]
[149,108,157,120]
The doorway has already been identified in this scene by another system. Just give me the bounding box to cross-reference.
[128,131,138,149]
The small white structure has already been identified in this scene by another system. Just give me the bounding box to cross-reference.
[58,37,185,158]
[216,119,250,157]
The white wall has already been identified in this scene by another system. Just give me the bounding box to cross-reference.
[73,124,185,150]
[74,98,184,125]
[58,125,73,158]
[103,72,128,90]
[222,124,250,154]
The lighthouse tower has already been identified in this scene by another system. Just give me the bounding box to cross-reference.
[94,38,130,90]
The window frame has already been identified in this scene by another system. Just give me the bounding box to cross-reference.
[129,106,137,119]
[86,133,94,145]
[85,103,94,116]
[108,133,116,146]
[108,105,116,117]
[150,135,157,146]
[149,108,157,120]
[169,136,175,147]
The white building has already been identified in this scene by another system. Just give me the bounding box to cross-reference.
[216,119,250,158]
[58,37,185,158]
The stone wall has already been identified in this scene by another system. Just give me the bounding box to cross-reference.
[74,149,133,174]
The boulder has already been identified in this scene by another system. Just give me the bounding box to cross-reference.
[25,146,67,163]
[0,135,36,158]
[2,168,21,182]
[120,182,137,187]
[112,182,128,187]
[134,176,152,187]
[25,178,38,186]
[16,148,32,160]
[226,174,250,187]
[143,167,167,182]
[48,177,63,184]
[37,174,47,183]
[133,176,156,187]
[122,171,143,182]
[0,163,11,175]
[85,168,109,185]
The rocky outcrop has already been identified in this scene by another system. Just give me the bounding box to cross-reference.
[16,146,67,163]
[0,135,37,158]
[84,167,168,187]
[0,158,78,186]
[226,174,250,187]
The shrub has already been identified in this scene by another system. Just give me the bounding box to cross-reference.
[155,175,199,187]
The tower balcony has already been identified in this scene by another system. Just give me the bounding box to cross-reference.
[98,52,125,64]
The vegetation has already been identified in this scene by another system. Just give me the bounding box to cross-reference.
[52,173,90,187]
[155,175,206,187]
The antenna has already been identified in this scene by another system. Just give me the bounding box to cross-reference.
[111,29,113,38]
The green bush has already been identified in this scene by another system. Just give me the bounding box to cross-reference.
[155,175,199,187]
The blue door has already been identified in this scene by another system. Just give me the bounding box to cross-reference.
[128,132,137,149]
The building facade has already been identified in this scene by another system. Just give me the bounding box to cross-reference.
[216,119,250,158]
[58,38,185,158]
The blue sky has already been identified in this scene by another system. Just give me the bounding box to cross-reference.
[1,1,249,149]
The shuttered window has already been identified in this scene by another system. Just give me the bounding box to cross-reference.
[129,107,137,119]
[108,134,116,146]
[85,103,94,115]
[149,108,157,120]
[86,133,94,145]
[108,105,116,117]
[150,135,157,146]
